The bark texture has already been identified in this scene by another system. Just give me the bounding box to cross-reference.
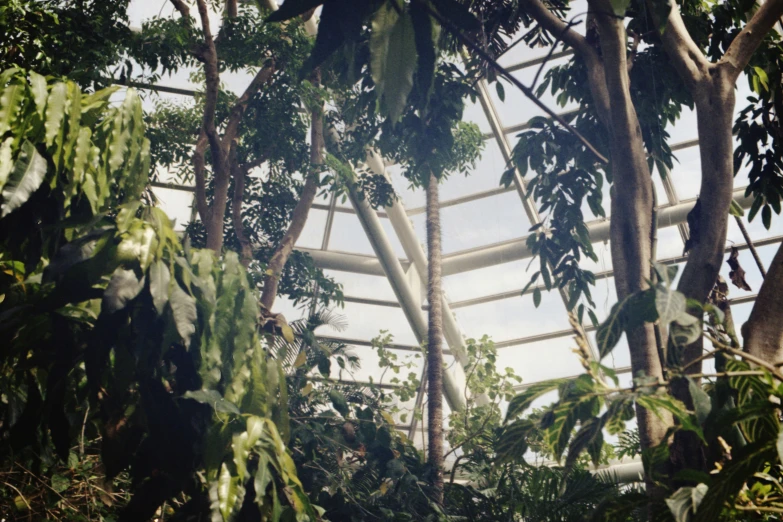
[744,241,783,362]
[426,172,445,504]
[259,100,323,310]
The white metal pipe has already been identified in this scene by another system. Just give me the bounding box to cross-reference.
[302,189,755,277]
[345,177,467,412]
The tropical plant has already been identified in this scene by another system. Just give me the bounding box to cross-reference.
[0,68,316,521]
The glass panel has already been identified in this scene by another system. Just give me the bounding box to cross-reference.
[151,187,194,231]
[669,144,701,199]
[439,140,509,201]
[320,302,418,346]
[496,336,585,384]
[455,289,570,342]
[293,208,326,249]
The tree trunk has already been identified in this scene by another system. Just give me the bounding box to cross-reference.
[669,71,737,476]
[744,241,783,362]
[259,103,323,310]
[591,1,672,459]
[426,171,444,504]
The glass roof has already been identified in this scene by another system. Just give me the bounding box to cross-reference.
[128,0,781,450]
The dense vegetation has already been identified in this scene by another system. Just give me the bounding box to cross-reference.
[1,0,782,521]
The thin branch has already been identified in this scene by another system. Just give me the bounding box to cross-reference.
[735,216,767,277]
[231,153,254,267]
[721,0,783,82]
[706,334,783,381]
[416,0,608,164]
[448,454,466,485]
[195,0,223,158]
[223,61,277,145]
[529,17,583,89]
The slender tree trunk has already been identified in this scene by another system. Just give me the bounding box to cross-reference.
[744,241,783,362]
[592,2,672,461]
[425,171,444,504]
[259,99,323,310]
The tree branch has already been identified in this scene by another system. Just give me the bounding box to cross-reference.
[169,0,191,18]
[223,61,277,145]
[260,82,324,310]
[192,131,211,224]
[231,156,253,267]
[521,0,598,61]
[195,0,222,158]
[226,0,238,18]
[416,0,608,164]
[650,0,711,89]
[721,0,783,82]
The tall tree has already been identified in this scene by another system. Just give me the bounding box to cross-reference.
[426,171,445,503]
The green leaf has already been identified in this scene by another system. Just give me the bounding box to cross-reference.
[596,300,626,359]
[496,81,505,102]
[103,268,145,314]
[0,137,14,191]
[45,82,68,147]
[216,463,243,521]
[532,287,541,307]
[51,474,71,494]
[762,204,772,229]
[496,419,532,462]
[1,140,48,217]
[753,66,769,92]
[254,453,273,506]
[728,199,744,217]
[687,377,711,425]
[0,81,25,136]
[183,389,241,415]
[371,3,418,122]
[149,260,170,316]
[637,394,704,441]
[29,71,48,118]
[655,287,686,325]
[410,0,439,106]
[777,425,783,465]
[566,417,604,468]
[329,389,350,417]
[666,484,708,522]
[506,380,564,420]
[169,282,197,347]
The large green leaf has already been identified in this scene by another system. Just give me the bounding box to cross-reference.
[495,419,533,462]
[0,81,25,136]
[655,287,686,325]
[0,137,13,190]
[45,82,68,147]
[183,389,241,415]
[149,259,170,316]
[410,0,439,106]
[506,380,564,421]
[1,140,47,217]
[103,268,145,313]
[666,484,708,522]
[169,282,197,347]
[371,3,418,122]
